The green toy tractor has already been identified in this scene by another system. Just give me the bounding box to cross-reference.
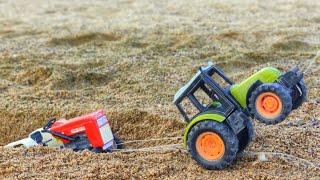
[173,62,307,169]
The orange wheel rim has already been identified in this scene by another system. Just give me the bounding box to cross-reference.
[256,92,282,118]
[196,132,225,161]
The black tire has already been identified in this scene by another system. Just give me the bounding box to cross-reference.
[105,134,124,152]
[237,119,254,153]
[187,120,238,170]
[248,83,292,125]
[291,79,307,110]
[113,134,124,149]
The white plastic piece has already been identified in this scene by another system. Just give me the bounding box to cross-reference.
[5,128,64,148]
[5,137,37,148]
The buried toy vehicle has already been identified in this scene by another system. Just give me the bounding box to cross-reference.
[173,62,307,169]
[5,110,123,152]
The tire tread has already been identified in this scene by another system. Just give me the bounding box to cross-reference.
[248,83,292,125]
[187,120,238,169]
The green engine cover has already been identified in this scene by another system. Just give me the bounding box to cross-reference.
[230,67,281,108]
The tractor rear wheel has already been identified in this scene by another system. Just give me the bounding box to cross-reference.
[187,120,238,169]
[248,83,292,125]
[237,119,254,153]
[291,79,307,110]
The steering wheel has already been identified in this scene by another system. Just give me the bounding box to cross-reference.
[43,118,56,130]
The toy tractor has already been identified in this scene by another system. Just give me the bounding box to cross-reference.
[5,110,123,152]
[173,62,307,169]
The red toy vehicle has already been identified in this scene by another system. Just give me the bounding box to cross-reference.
[5,110,123,152]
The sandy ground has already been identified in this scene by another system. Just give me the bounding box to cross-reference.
[0,0,319,179]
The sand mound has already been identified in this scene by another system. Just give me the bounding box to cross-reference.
[49,33,121,47]
[0,0,319,179]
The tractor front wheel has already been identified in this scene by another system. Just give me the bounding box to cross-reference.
[105,134,124,152]
[291,79,307,110]
[187,120,238,169]
[248,83,292,125]
[113,134,124,149]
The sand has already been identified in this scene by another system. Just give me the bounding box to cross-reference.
[0,0,319,179]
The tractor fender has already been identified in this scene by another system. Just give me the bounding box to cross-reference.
[183,112,225,146]
[245,80,262,108]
